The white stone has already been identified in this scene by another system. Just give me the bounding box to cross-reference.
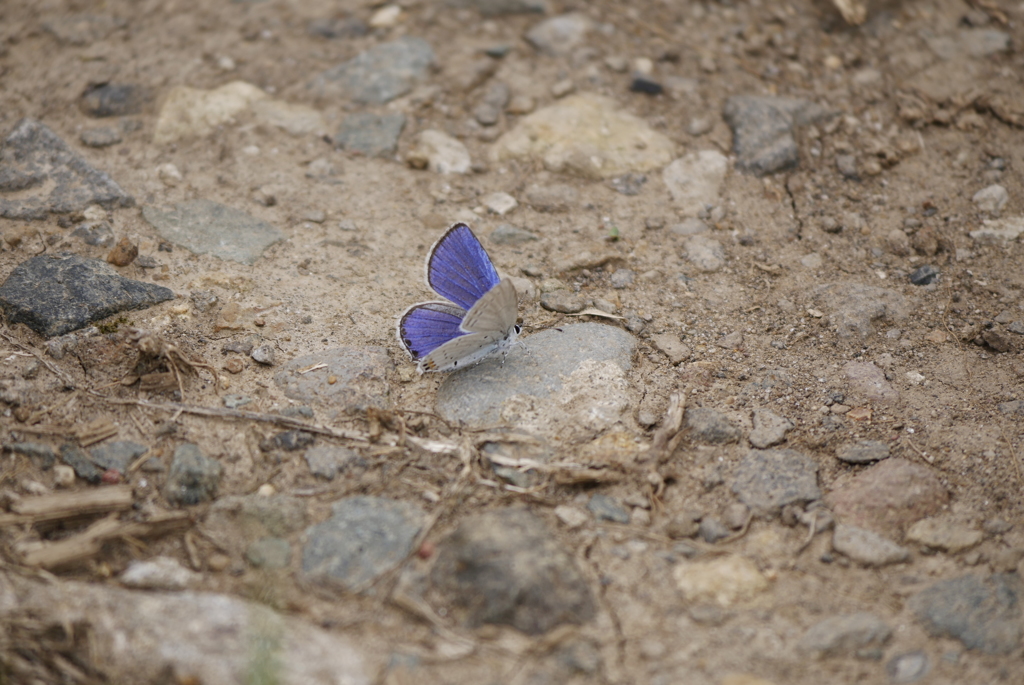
[157,163,183,187]
[120,556,200,590]
[154,80,267,145]
[490,93,675,179]
[410,129,471,174]
[252,99,326,137]
[969,216,1024,243]
[554,505,589,529]
[478,192,515,216]
[673,555,769,606]
[972,184,1009,213]
[662,150,729,215]
[369,5,402,28]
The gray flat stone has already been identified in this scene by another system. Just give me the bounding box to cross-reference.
[811,282,907,340]
[490,223,538,245]
[723,96,833,176]
[90,441,147,472]
[797,613,892,657]
[273,346,393,417]
[685,407,741,444]
[5,442,57,469]
[302,496,423,592]
[304,444,361,480]
[165,443,222,506]
[309,36,435,104]
[0,118,134,219]
[435,323,635,429]
[731,449,821,515]
[748,408,793,448]
[335,112,406,157]
[202,494,308,556]
[0,254,173,338]
[836,439,890,464]
[587,494,629,523]
[909,573,1023,654]
[427,507,595,634]
[246,537,292,569]
[143,199,283,265]
[60,443,103,484]
[832,524,910,567]
[71,221,115,247]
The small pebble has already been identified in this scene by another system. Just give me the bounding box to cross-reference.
[909,265,938,286]
[106,237,139,266]
[251,344,276,365]
[80,126,123,147]
[551,79,575,97]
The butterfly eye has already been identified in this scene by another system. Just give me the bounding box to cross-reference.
[513,324,522,334]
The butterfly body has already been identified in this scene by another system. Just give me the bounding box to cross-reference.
[397,224,522,373]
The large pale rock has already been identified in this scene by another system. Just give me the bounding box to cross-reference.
[490,93,675,179]
[662,150,729,215]
[154,81,267,145]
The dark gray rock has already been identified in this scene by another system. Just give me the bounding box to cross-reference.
[723,95,833,176]
[5,442,57,469]
[245,537,291,569]
[71,221,115,247]
[80,126,122,148]
[165,443,222,506]
[335,112,406,157]
[274,346,393,417]
[490,224,538,245]
[909,573,1023,654]
[731,449,821,515]
[142,199,284,265]
[836,440,890,464]
[685,407,741,444]
[909,264,939,286]
[0,254,173,338]
[435,323,634,427]
[302,496,423,592]
[90,441,147,472]
[539,290,585,313]
[60,443,103,483]
[797,613,892,657]
[304,445,361,480]
[587,494,629,523]
[444,0,547,15]
[887,651,931,683]
[427,508,595,634]
[80,83,149,117]
[309,36,435,104]
[0,118,134,220]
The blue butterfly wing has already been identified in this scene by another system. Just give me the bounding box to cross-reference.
[426,223,500,311]
[397,302,467,360]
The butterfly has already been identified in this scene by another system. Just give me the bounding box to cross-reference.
[397,223,522,373]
